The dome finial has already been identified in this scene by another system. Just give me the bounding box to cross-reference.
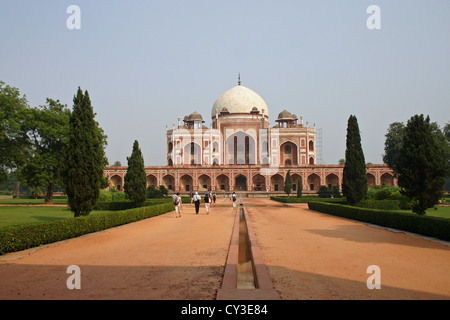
[238,73,241,86]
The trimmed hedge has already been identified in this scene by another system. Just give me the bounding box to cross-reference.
[94,198,172,211]
[308,202,450,241]
[357,199,400,210]
[18,195,67,200]
[0,202,174,255]
[271,196,346,204]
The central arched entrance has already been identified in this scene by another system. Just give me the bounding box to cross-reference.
[235,175,247,191]
[183,142,201,165]
[226,131,256,165]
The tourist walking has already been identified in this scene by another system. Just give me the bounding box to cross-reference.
[193,191,201,214]
[212,192,216,204]
[204,191,211,214]
[231,192,237,207]
[172,192,182,218]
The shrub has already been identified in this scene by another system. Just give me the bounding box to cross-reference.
[331,186,342,198]
[98,189,113,202]
[318,186,332,198]
[358,199,400,210]
[366,186,413,209]
[0,202,174,255]
[147,185,169,198]
[308,202,450,241]
[111,190,128,201]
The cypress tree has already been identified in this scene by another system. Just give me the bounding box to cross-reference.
[396,115,449,215]
[63,88,106,217]
[342,115,368,205]
[284,169,292,197]
[124,140,147,207]
[296,176,302,198]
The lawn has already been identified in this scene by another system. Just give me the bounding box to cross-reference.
[0,206,111,227]
[0,198,68,205]
[0,197,174,227]
[424,206,450,219]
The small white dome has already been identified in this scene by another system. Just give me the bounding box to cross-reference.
[211,85,269,118]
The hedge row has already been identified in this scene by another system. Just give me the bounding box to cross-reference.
[94,198,171,211]
[18,195,68,200]
[308,201,450,241]
[357,199,400,210]
[0,202,174,255]
[270,196,346,204]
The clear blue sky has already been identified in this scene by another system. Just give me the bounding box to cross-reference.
[1,0,449,166]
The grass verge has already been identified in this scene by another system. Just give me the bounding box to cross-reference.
[0,202,174,255]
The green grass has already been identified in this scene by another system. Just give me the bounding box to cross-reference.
[387,206,450,220]
[0,198,68,205]
[0,206,111,227]
[0,197,175,227]
[423,206,450,219]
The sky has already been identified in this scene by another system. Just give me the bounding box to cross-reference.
[1,0,449,166]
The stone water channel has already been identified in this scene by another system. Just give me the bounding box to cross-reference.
[237,207,256,289]
[216,199,280,300]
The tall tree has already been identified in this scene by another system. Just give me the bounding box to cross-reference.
[124,140,147,207]
[0,81,31,185]
[444,122,450,191]
[62,88,107,217]
[284,169,292,197]
[18,99,70,204]
[443,122,450,140]
[382,122,405,176]
[296,176,302,198]
[342,115,368,205]
[396,115,450,215]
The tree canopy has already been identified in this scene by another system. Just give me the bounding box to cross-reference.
[18,99,71,203]
[396,115,450,215]
[383,122,405,177]
[0,81,31,184]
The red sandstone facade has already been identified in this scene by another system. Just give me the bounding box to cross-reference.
[104,164,395,196]
[104,80,396,196]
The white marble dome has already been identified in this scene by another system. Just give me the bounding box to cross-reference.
[211,85,269,118]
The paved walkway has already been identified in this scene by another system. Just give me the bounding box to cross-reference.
[0,201,236,300]
[0,198,449,300]
[245,199,450,299]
